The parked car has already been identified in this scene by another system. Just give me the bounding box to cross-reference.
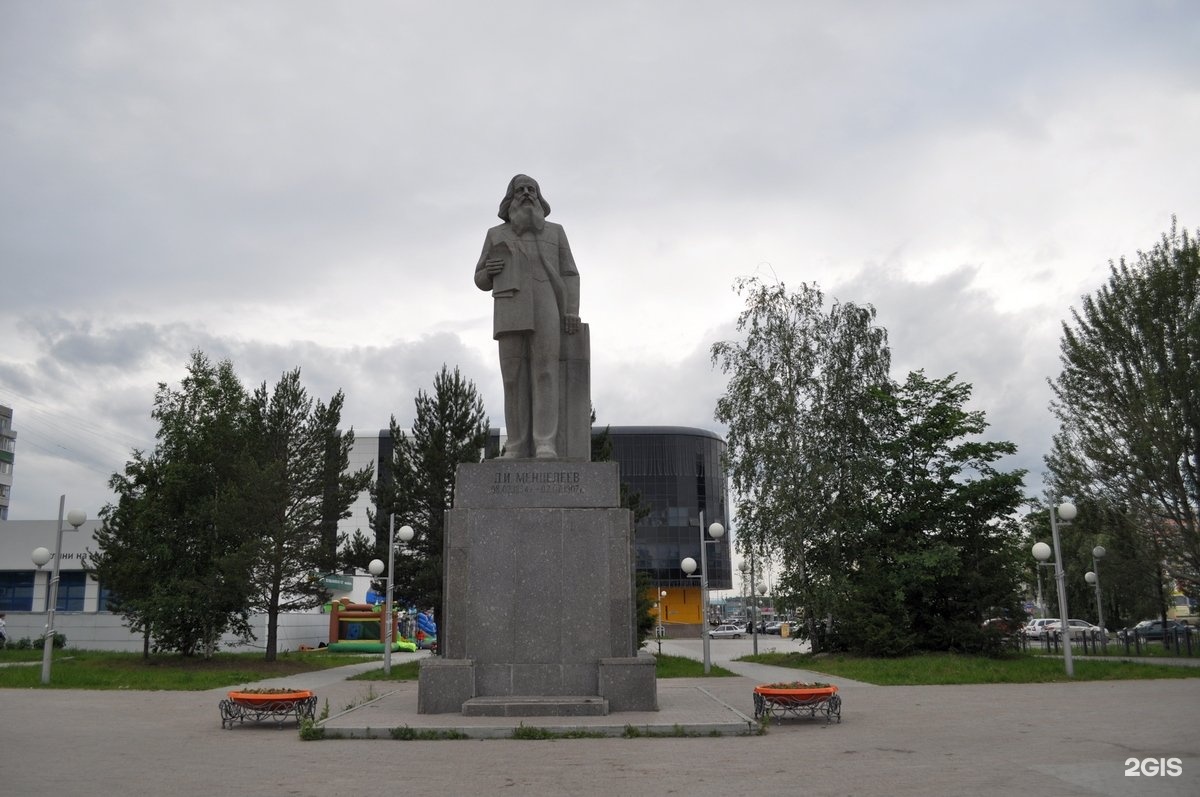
[982,617,1020,635]
[709,624,744,639]
[1120,619,1187,641]
[1044,619,1105,639]
[762,618,797,635]
[1022,618,1057,639]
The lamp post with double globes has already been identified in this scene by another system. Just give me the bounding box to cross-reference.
[368,517,415,676]
[1033,499,1078,677]
[680,512,725,674]
[657,590,667,639]
[1031,541,1053,614]
[653,590,667,655]
[754,580,767,655]
[1032,553,1055,618]
[738,560,750,627]
[1085,545,1107,643]
[30,495,86,685]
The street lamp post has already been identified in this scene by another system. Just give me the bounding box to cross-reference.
[1085,544,1107,642]
[754,580,766,655]
[30,495,86,685]
[1033,500,1078,677]
[657,590,667,639]
[368,516,414,676]
[654,590,667,655]
[1031,541,1053,618]
[738,560,749,630]
[680,511,725,674]
[1033,559,1054,618]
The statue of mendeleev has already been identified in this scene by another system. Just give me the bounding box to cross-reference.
[474,174,589,460]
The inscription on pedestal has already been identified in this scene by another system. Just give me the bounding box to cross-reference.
[488,468,582,496]
[454,461,619,509]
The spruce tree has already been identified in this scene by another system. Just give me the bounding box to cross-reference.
[372,365,488,628]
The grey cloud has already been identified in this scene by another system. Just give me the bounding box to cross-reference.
[2,2,1196,519]
[34,318,187,371]
[836,263,1056,491]
[593,322,733,433]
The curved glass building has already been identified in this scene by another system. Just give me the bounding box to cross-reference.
[602,426,730,632]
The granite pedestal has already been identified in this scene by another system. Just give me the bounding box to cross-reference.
[418,460,657,715]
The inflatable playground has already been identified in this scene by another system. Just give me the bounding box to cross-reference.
[325,597,437,653]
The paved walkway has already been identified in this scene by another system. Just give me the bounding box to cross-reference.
[653,636,877,686]
[1,647,1198,797]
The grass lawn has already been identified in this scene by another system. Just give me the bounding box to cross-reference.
[654,653,737,678]
[0,650,735,691]
[741,650,1200,685]
[349,659,422,681]
[12,645,1191,691]
[1068,643,1197,659]
[0,648,375,690]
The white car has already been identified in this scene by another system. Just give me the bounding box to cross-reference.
[1023,618,1057,639]
[1045,619,1104,638]
[709,624,744,639]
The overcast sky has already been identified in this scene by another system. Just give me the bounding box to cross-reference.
[2,2,1198,529]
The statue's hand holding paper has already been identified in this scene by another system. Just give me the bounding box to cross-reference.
[486,240,518,298]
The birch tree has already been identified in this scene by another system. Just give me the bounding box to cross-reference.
[712,277,890,645]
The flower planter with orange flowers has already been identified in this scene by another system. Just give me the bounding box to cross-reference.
[220,688,318,729]
[753,682,842,725]
[227,689,314,707]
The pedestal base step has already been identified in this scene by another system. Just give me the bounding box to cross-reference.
[462,695,610,717]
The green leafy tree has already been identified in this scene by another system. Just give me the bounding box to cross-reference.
[837,371,1026,655]
[370,365,488,631]
[91,353,371,660]
[1048,219,1200,609]
[91,352,256,657]
[714,279,1028,656]
[634,570,657,648]
[90,450,168,658]
[712,276,890,647]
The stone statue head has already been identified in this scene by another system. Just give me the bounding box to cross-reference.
[498,174,551,222]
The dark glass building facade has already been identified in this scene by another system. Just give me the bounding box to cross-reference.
[603,426,731,591]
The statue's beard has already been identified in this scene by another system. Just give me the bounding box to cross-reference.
[509,200,545,235]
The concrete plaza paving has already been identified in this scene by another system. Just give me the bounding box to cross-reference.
[1,640,1197,796]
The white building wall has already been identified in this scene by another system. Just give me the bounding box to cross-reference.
[340,429,385,543]
[2,610,335,654]
[338,427,415,546]
[0,405,15,521]
[1,519,377,652]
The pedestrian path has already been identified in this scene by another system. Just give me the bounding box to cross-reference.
[206,651,429,694]
[654,637,876,687]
